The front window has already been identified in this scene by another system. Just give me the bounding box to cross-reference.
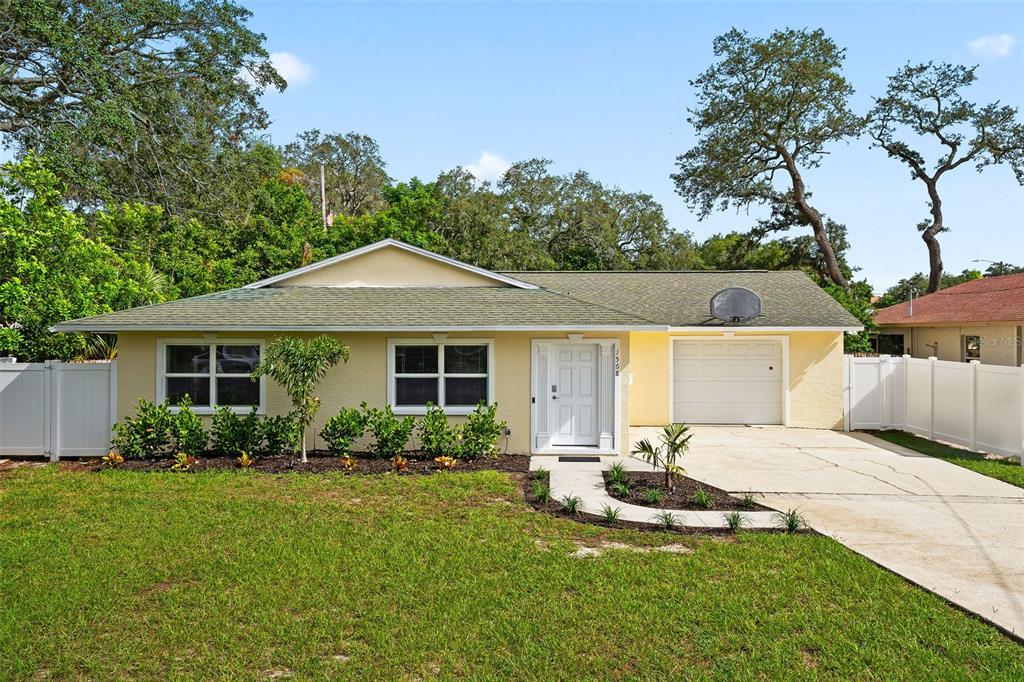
[160,342,262,412]
[390,341,491,413]
[962,335,981,363]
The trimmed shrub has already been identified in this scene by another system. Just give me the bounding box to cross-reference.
[363,403,415,459]
[418,403,454,458]
[172,396,207,456]
[320,406,366,456]
[260,413,301,456]
[459,401,506,460]
[112,399,175,459]
[211,406,261,456]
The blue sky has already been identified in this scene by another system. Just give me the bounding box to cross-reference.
[246,1,1023,290]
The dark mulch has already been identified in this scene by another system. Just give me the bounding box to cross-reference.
[604,471,772,512]
[95,450,530,475]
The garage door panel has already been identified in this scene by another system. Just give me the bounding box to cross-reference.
[672,339,783,425]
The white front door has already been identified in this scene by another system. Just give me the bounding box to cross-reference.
[672,339,784,424]
[549,344,599,446]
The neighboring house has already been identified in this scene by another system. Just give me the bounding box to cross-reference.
[52,240,860,456]
[874,273,1024,367]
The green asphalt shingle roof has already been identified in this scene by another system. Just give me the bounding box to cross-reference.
[52,270,861,332]
[51,286,659,332]
[504,270,861,328]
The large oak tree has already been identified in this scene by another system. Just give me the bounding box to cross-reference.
[868,62,1024,293]
[0,0,284,213]
[673,28,863,289]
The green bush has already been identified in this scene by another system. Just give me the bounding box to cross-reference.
[362,403,415,459]
[458,402,506,460]
[112,399,175,460]
[260,413,301,456]
[418,403,454,458]
[320,407,366,456]
[172,396,207,456]
[211,406,261,456]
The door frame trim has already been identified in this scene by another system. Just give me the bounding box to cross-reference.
[531,338,621,455]
[668,335,790,426]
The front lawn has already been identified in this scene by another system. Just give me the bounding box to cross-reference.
[873,430,1024,488]
[1,467,1021,679]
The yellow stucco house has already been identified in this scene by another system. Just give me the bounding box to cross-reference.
[54,240,861,456]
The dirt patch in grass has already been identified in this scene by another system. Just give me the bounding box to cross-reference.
[88,451,529,476]
[604,471,772,512]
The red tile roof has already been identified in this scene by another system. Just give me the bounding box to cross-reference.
[875,273,1024,325]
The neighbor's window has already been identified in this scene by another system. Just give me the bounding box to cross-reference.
[390,341,490,412]
[160,342,262,411]
[962,335,981,363]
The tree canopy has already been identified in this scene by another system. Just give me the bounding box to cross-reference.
[868,62,1024,293]
[673,28,863,289]
[1,0,284,214]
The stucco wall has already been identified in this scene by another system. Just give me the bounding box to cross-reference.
[880,324,1022,367]
[276,247,505,287]
[116,330,630,455]
[626,331,845,430]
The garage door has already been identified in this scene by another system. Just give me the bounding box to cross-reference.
[672,339,783,424]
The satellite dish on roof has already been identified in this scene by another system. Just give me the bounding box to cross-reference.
[710,287,762,323]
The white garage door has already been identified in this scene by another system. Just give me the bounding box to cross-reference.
[672,339,783,424]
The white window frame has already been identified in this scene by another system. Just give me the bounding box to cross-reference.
[387,338,494,415]
[156,339,265,414]
[961,334,982,363]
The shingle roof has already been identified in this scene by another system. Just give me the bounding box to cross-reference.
[52,268,861,332]
[874,273,1024,325]
[51,286,660,332]
[503,270,862,328]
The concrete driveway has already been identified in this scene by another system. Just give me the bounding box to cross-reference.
[630,425,1024,639]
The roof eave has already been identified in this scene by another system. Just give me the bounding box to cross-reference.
[50,323,667,333]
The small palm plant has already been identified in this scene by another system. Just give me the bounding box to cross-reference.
[252,335,350,463]
[630,422,692,492]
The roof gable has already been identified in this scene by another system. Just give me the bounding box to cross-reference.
[245,240,537,289]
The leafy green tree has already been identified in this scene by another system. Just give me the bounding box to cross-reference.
[877,270,984,309]
[1,0,284,213]
[630,423,692,491]
[868,62,1024,293]
[251,335,350,462]
[0,156,164,360]
[673,28,863,289]
[282,130,391,218]
[982,262,1024,277]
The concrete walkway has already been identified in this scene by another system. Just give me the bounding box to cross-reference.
[531,455,780,530]
[624,425,1024,639]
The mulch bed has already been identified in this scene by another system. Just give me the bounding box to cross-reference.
[604,471,773,512]
[93,450,530,475]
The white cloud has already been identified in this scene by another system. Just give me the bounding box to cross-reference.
[967,33,1018,59]
[270,51,313,85]
[466,151,511,182]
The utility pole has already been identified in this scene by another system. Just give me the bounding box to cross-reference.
[319,162,328,232]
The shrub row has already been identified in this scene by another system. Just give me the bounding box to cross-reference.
[112,398,299,460]
[319,401,506,461]
[112,398,506,461]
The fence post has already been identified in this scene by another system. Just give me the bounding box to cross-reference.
[843,355,851,431]
[46,360,60,462]
[902,354,911,431]
[928,356,937,440]
[969,360,979,452]
[879,355,890,429]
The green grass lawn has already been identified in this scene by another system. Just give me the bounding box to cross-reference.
[2,467,1022,680]
[874,430,1024,488]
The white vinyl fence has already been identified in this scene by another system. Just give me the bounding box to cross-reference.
[844,355,1024,461]
[0,361,117,460]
